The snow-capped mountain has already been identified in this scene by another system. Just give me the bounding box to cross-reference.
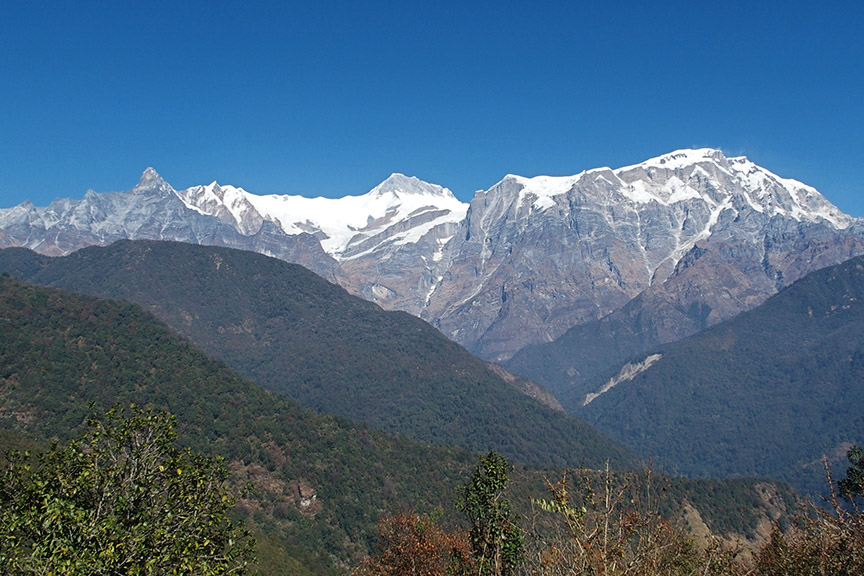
[175,172,467,260]
[0,170,466,284]
[422,148,864,359]
[2,149,862,361]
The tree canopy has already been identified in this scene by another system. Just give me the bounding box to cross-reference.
[0,405,255,575]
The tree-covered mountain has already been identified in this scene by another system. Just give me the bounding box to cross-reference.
[0,274,808,574]
[552,256,864,494]
[0,241,637,471]
[0,274,482,575]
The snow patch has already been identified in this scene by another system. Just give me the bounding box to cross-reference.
[506,173,584,213]
[617,148,723,172]
[432,234,454,262]
[583,354,663,406]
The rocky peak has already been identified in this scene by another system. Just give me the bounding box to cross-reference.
[133,167,174,196]
[370,173,456,200]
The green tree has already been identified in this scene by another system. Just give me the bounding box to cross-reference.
[456,451,524,576]
[0,405,254,575]
[527,465,743,576]
[840,445,864,501]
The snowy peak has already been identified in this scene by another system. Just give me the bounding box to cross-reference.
[462,147,855,238]
[622,148,727,171]
[506,173,585,213]
[369,173,458,201]
[132,167,174,196]
[171,172,467,260]
[254,174,467,259]
[175,180,264,234]
[611,148,853,228]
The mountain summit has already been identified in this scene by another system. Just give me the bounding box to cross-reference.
[2,149,863,360]
[422,148,864,359]
[371,172,457,199]
[133,167,174,196]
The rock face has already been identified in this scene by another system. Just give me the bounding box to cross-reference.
[424,149,863,360]
[504,154,864,397]
[2,149,863,364]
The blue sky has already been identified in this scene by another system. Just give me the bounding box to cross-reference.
[2,1,862,215]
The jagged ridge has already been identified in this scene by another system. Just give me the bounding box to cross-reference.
[2,149,862,362]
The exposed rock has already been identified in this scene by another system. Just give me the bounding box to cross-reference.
[3,150,863,367]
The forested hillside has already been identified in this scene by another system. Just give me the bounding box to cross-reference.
[570,256,864,493]
[0,241,637,470]
[0,274,813,575]
[0,274,477,574]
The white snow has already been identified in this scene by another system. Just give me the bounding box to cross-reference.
[253,175,467,257]
[507,173,584,213]
[177,182,253,225]
[724,155,851,228]
[623,180,655,204]
[617,148,722,172]
[431,235,454,262]
[583,354,663,405]
[177,173,468,260]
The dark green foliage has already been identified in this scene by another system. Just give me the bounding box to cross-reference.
[0,275,477,574]
[840,445,864,501]
[0,405,254,575]
[664,476,799,537]
[0,241,638,471]
[557,256,864,494]
[457,452,524,575]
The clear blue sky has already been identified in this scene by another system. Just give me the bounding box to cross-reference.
[2,1,862,215]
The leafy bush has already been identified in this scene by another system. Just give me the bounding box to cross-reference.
[0,405,254,575]
[525,464,744,576]
[753,458,864,575]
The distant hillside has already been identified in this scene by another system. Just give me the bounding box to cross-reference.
[505,285,677,408]
[0,241,638,471]
[0,274,482,575]
[559,256,864,494]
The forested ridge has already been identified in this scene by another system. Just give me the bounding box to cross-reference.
[571,256,864,494]
[0,274,476,574]
[0,241,638,470]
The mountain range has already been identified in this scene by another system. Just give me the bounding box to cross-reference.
[4,149,863,363]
